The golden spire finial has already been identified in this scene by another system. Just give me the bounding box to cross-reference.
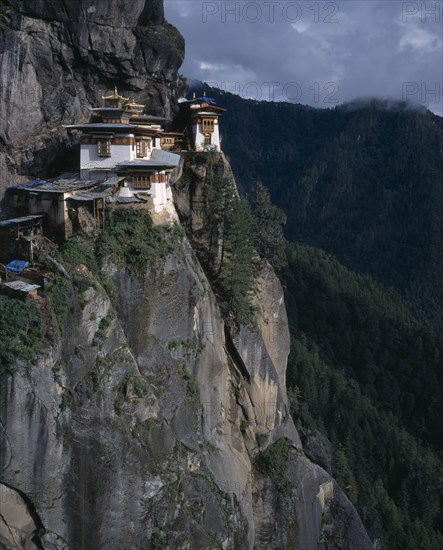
[102,86,129,102]
[123,95,144,110]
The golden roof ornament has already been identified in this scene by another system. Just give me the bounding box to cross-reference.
[124,96,145,110]
[102,86,129,101]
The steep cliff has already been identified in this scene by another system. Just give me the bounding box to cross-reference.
[0,0,185,199]
[0,1,373,546]
[0,157,372,549]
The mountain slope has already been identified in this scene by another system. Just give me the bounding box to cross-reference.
[283,241,443,549]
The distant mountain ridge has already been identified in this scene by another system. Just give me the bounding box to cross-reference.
[192,84,443,326]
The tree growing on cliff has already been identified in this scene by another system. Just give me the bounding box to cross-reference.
[204,160,257,325]
[248,180,287,271]
[218,198,257,325]
[206,164,236,271]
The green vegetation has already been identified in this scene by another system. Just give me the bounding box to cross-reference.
[93,311,114,346]
[240,418,250,432]
[255,438,292,492]
[46,275,72,333]
[97,209,184,277]
[204,164,257,325]
[44,238,100,333]
[60,387,73,412]
[186,144,443,547]
[195,173,288,325]
[1,208,185,367]
[151,531,167,550]
[181,364,200,398]
[168,339,194,351]
[72,273,95,295]
[181,137,443,546]
[218,198,257,325]
[100,276,117,306]
[164,21,184,51]
[62,237,98,272]
[194,85,443,327]
[248,181,287,271]
[181,158,282,326]
[283,242,443,548]
[0,295,42,367]
[284,243,443,449]
[114,372,149,415]
[255,432,269,448]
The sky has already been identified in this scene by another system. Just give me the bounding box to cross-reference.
[164,0,443,115]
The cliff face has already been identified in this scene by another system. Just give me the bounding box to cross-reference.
[0,0,185,199]
[0,156,372,549]
[0,1,373,546]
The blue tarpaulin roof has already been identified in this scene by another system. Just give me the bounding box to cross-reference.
[5,260,29,274]
[185,96,216,104]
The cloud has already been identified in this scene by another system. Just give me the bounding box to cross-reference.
[399,25,442,53]
[165,0,442,115]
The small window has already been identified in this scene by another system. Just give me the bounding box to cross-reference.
[136,140,148,158]
[203,119,215,131]
[132,175,151,189]
[98,139,111,157]
[204,134,212,145]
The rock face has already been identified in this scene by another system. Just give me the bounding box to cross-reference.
[0,155,373,549]
[0,0,185,200]
[173,152,374,549]
[0,1,373,546]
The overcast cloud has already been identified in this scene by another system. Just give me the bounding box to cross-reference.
[164,0,442,115]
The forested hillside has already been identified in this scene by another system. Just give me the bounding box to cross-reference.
[191,85,443,327]
[283,243,443,549]
[246,177,443,548]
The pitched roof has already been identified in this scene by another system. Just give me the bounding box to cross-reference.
[4,280,40,293]
[0,215,45,227]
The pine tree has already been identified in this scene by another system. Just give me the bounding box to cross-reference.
[218,198,257,325]
[206,166,236,272]
[248,181,287,270]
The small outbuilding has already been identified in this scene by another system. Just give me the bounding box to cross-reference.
[0,215,44,262]
[3,280,40,300]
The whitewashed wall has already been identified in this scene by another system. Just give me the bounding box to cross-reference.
[192,120,221,151]
[80,143,135,171]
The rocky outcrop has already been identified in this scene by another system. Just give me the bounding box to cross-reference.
[0,197,373,549]
[0,0,373,545]
[0,0,186,201]
[172,152,373,549]
[0,228,286,548]
[1,248,236,549]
